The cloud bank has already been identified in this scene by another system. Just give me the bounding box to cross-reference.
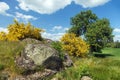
[17,0,110,14]
[15,12,37,22]
[0,27,8,33]
[0,2,11,16]
[42,26,69,41]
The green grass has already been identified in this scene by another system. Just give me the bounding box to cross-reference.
[0,40,120,80]
[53,48,120,80]
[102,48,120,57]
[0,41,26,76]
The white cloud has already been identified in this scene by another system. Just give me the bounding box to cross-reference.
[42,25,69,41]
[0,27,8,33]
[0,2,11,16]
[17,0,71,14]
[41,32,65,41]
[51,26,62,31]
[74,0,110,8]
[17,0,110,14]
[50,25,69,32]
[63,27,69,31]
[114,28,120,33]
[15,12,37,22]
[114,35,120,41]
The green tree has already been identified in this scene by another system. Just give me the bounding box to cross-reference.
[85,18,113,52]
[68,10,113,52]
[68,10,98,36]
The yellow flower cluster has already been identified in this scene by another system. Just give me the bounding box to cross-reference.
[0,20,43,41]
[0,31,7,41]
[61,33,89,57]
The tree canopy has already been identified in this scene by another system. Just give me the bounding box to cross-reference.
[85,18,113,52]
[68,10,98,36]
[68,10,113,52]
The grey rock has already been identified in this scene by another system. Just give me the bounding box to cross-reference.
[22,38,42,44]
[63,53,73,67]
[15,43,63,71]
[13,69,57,80]
[81,76,92,80]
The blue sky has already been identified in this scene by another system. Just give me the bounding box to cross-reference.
[0,0,120,41]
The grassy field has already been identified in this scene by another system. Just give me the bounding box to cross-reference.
[0,41,120,80]
[102,48,120,58]
[53,48,120,80]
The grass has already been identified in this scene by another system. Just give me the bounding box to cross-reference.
[102,47,120,58]
[0,40,120,80]
[53,48,120,80]
[0,41,26,78]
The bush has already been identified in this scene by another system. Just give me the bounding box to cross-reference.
[0,20,43,41]
[51,41,64,60]
[61,33,89,57]
[51,41,62,53]
[0,64,4,71]
[0,32,7,41]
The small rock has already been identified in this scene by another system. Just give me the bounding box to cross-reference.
[81,76,92,80]
[13,69,57,80]
[63,53,73,67]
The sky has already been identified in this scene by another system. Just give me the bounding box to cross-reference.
[0,0,120,41]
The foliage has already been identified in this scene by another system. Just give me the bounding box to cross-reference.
[0,64,4,71]
[53,58,89,80]
[68,10,113,52]
[85,19,113,52]
[51,41,63,53]
[68,10,98,36]
[53,48,120,80]
[0,19,43,41]
[0,32,7,41]
[0,41,26,77]
[51,41,64,60]
[114,40,120,48]
[61,33,89,57]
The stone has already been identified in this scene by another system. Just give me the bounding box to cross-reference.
[22,38,42,44]
[13,69,57,80]
[0,72,10,80]
[81,76,92,80]
[63,53,73,67]
[15,43,63,71]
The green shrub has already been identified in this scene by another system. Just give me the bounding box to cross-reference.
[0,64,4,71]
[51,41,64,60]
[51,41,62,53]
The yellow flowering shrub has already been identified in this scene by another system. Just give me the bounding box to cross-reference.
[61,33,89,57]
[0,31,7,41]
[3,20,43,41]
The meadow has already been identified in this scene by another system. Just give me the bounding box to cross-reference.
[53,48,120,80]
[0,41,120,80]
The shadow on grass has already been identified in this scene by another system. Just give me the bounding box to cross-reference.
[93,53,114,58]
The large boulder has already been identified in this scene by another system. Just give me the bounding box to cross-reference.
[22,38,42,44]
[15,43,63,71]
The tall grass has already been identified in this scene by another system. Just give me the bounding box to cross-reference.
[0,41,26,76]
